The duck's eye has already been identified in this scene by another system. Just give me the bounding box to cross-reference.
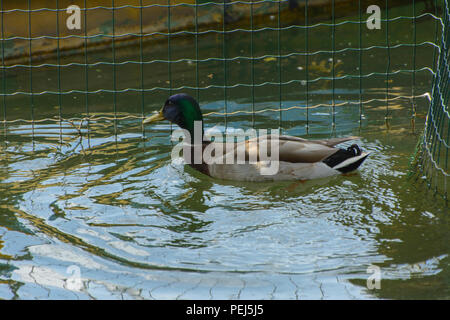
[163,103,181,122]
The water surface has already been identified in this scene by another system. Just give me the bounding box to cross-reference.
[0,3,448,299]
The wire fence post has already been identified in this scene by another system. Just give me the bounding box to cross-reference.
[331,0,336,132]
[250,0,255,128]
[56,0,63,144]
[411,0,417,133]
[1,0,6,141]
[358,0,363,130]
[385,0,391,130]
[84,0,90,145]
[27,0,35,143]
[305,0,309,134]
[277,0,282,133]
[139,0,145,138]
[223,0,228,130]
[112,0,118,139]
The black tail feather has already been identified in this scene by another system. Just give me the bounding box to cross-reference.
[322,144,368,173]
[336,153,369,173]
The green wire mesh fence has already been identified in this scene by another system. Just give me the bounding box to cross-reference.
[413,0,449,201]
[0,0,448,198]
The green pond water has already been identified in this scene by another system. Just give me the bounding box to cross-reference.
[0,3,449,299]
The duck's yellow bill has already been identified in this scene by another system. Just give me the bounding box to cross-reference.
[143,110,165,124]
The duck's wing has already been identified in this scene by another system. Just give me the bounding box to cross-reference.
[239,135,337,163]
[278,135,360,147]
[208,135,358,164]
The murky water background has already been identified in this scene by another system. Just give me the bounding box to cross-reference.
[1,4,449,299]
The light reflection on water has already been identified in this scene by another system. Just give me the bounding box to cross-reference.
[0,100,448,299]
[0,5,449,297]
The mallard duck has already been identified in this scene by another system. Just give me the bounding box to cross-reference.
[143,93,369,182]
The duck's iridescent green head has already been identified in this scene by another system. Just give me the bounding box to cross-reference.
[143,93,203,138]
